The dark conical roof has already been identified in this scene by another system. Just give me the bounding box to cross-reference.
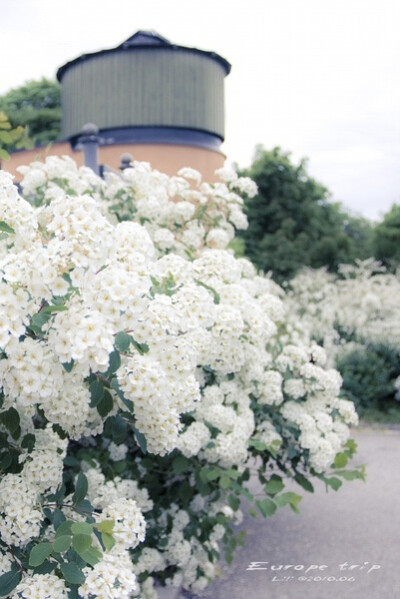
[57,30,231,81]
[119,30,171,48]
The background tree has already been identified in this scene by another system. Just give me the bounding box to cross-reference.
[0,111,32,163]
[239,146,374,281]
[373,204,400,268]
[0,78,61,151]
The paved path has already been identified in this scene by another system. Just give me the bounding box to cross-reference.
[197,427,400,599]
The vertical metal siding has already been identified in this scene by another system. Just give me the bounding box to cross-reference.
[61,49,226,140]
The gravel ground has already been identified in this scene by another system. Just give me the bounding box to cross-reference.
[191,427,400,599]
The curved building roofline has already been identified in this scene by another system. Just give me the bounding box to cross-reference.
[57,30,231,81]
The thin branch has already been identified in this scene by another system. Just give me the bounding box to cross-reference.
[42,502,99,517]
[6,544,24,575]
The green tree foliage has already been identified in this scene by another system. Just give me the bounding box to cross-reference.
[0,111,32,163]
[373,204,400,268]
[239,146,374,282]
[0,78,61,150]
[336,343,400,414]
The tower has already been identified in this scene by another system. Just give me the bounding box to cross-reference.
[57,30,231,178]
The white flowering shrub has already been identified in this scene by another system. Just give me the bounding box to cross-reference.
[0,157,363,598]
[286,261,400,410]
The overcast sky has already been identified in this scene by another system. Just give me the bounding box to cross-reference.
[2,0,399,220]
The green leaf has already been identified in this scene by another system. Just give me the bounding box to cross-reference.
[264,475,284,496]
[324,476,343,491]
[0,221,14,234]
[0,131,13,144]
[64,456,79,467]
[52,423,67,440]
[334,452,348,468]
[67,587,80,599]
[0,452,12,471]
[29,542,53,567]
[101,532,115,552]
[55,520,73,538]
[97,390,114,417]
[288,493,303,513]
[89,380,104,408]
[0,148,10,160]
[227,494,240,511]
[73,534,92,554]
[172,455,189,474]
[274,492,303,513]
[72,472,88,504]
[287,446,299,459]
[283,366,292,381]
[294,473,314,493]
[21,433,36,452]
[178,480,194,504]
[96,519,114,534]
[32,561,57,575]
[109,415,127,444]
[107,350,121,374]
[52,535,72,553]
[256,497,277,517]
[53,509,66,529]
[226,469,241,478]
[31,312,51,330]
[0,407,20,433]
[78,546,102,566]
[198,480,211,496]
[248,439,268,451]
[71,522,94,536]
[75,499,95,517]
[10,424,21,441]
[114,331,132,353]
[62,360,74,372]
[344,438,357,456]
[112,460,126,473]
[111,378,133,412]
[42,304,68,313]
[219,476,231,490]
[0,570,21,596]
[194,279,220,304]
[201,468,221,482]
[133,427,147,453]
[336,469,366,481]
[59,562,85,584]
[231,480,253,501]
[131,339,149,355]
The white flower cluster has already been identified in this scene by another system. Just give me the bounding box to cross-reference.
[133,547,166,575]
[266,337,358,472]
[19,425,68,494]
[285,260,400,418]
[18,156,106,202]
[98,498,146,550]
[0,157,360,597]
[0,551,13,576]
[18,156,253,259]
[0,474,43,546]
[195,383,255,468]
[79,553,138,599]
[85,465,153,512]
[11,573,69,599]
[254,420,283,448]
[287,260,400,359]
[156,506,220,592]
[0,426,67,549]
